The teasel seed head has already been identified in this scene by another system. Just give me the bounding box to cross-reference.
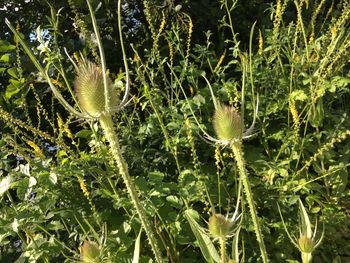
[298,234,315,253]
[75,60,118,118]
[208,213,234,239]
[213,103,242,143]
[80,240,100,262]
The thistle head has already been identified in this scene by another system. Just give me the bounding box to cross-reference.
[208,213,235,240]
[74,60,118,118]
[80,240,100,262]
[213,103,242,144]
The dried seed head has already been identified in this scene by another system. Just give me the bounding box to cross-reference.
[298,234,315,253]
[80,241,100,262]
[213,103,242,142]
[208,213,233,239]
[75,60,118,117]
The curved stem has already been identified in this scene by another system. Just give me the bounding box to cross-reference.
[231,142,269,263]
[99,115,163,263]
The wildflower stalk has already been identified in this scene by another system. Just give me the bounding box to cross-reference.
[99,114,163,263]
[231,141,268,263]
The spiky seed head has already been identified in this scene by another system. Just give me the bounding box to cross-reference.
[213,103,242,142]
[208,213,233,239]
[298,234,315,253]
[75,60,118,117]
[80,241,100,262]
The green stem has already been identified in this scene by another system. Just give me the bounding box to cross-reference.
[99,114,163,263]
[302,252,312,263]
[220,237,226,263]
[231,142,269,263]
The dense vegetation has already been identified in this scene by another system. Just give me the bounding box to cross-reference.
[0,0,349,262]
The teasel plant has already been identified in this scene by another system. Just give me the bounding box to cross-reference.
[169,50,268,261]
[5,0,163,262]
[185,194,243,263]
[278,199,324,263]
[203,73,269,263]
[194,23,268,262]
[207,197,243,263]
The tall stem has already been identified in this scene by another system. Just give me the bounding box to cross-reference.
[220,237,226,263]
[99,115,163,263]
[231,142,269,263]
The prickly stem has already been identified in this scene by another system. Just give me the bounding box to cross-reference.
[99,114,163,263]
[231,142,269,263]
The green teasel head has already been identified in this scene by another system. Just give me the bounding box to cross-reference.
[213,103,242,143]
[75,60,118,118]
[80,240,100,262]
[208,213,234,239]
[298,234,315,253]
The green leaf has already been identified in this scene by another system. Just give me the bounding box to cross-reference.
[290,90,308,102]
[132,228,142,263]
[7,67,18,79]
[184,209,220,263]
[0,40,16,52]
[148,171,164,184]
[166,195,183,209]
[75,129,92,139]
[0,176,14,197]
[0,54,10,62]
[310,99,324,128]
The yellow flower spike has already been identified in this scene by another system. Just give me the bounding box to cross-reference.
[258,30,264,55]
[27,140,45,159]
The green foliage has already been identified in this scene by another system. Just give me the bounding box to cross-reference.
[1,0,350,262]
